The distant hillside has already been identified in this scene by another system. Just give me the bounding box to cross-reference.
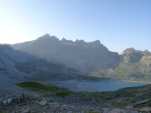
[77,47,151,81]
[115,48,151,81]
[13,34,120,73]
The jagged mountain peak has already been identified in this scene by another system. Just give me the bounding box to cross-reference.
[13,34,120,73]
[123,48,151,55]
[75,39,86,44]
[37,34,104,48]
[89,40,101,45]
[37,34,59,42]
[123,48,140,55]
[122,47,151,64]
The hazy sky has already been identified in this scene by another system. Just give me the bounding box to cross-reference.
[0,0,150,52]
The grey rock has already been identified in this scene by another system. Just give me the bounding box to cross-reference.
[108,108,138,113]
[2,98,13,105]
[21,107,30,113]
[37,98,48,106]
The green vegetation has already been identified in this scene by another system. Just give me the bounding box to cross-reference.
[17,81,151,108]
[17,81,72,97]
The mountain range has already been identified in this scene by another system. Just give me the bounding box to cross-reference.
[0,33,151,93]
[0,44,82,94]
[13,34,151,81]
[13,34,120,73]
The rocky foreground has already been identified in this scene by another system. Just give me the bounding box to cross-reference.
[0,94,140,113]
[0,81,151,113]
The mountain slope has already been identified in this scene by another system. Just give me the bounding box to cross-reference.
[0,44,83,95]
[13,34,120,73]
[0,44,32,93]
[115,48,151,81]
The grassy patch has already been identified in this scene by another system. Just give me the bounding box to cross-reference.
[17,81,151,107]
[85,110,100,113]
[17,81,72,97]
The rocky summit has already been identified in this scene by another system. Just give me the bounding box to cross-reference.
[13,34,120,73]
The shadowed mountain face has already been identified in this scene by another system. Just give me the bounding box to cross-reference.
[0,44,82,93]
[13,34,120,73]
[0,44,32,92]
[0,45,32,80]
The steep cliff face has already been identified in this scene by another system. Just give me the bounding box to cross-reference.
[13,34,120,73]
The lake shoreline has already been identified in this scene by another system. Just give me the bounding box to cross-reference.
[90,77,151,84]
[118,79,151,84]
[47,78,146,92]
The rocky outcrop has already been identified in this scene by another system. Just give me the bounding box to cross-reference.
[1,82,151,113]
[0,95,139,113]
[115,48,151,81]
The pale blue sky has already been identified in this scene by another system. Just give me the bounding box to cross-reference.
[0,0,150,52]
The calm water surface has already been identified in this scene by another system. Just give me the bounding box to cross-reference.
[50,79,145,92]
